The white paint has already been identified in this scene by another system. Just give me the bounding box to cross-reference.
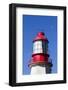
[16,6,64,83]
[31,65,46,74]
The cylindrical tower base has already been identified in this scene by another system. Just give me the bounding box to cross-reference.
[31,65,46,75]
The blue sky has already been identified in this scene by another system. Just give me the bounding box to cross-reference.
[23,15,57,75]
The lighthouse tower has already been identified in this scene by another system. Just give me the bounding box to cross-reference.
[29,32,53,75]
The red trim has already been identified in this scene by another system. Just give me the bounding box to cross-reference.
[33,39,49,43]
[32,53,49,57]
[33,32,49,42]
[31,54,49,64]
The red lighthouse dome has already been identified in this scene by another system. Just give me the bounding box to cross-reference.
[33,32,49,42]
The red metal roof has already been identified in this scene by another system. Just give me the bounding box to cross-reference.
[33,32,48,42]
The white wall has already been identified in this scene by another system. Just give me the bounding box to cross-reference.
[0,0,68,89]
[31,65,46,74]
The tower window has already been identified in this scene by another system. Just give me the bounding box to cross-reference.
[33,41,48,54]
[33,41,43,53]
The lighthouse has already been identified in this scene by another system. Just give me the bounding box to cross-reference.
[29,32,53,75]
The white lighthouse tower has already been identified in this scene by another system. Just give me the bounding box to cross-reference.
[29,32,52,75]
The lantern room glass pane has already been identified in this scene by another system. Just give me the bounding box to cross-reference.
[33,41,48,54]
[33,41,42,50]
[33,49,43,54]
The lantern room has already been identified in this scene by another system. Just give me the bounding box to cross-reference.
[33,32,48,54]
[29,32,52,74]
